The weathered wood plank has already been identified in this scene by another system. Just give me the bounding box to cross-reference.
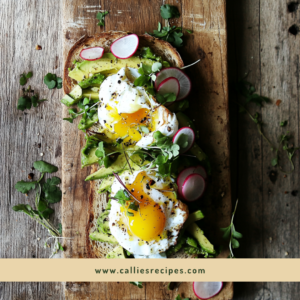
[0,0,65,298]
[227,0,300,298]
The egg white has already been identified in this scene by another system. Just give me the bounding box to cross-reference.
[108,170,188,256]
[98,67,178,146]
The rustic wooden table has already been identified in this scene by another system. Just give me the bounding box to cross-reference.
[0,0,299,299]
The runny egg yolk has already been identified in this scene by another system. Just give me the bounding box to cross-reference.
[125,171,166,241]
[105,106,157,143]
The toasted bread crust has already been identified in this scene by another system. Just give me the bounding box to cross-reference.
[64,31,184,94]
[64,31,187,258]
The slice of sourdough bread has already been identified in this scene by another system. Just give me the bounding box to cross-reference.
[64,31,193,259]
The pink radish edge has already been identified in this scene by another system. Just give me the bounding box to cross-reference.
[172,127,195,154]
[182,174,206,202]
[157,77,180,99]
[110,34,139,59]
[193,282,223,300]
[155,67,192,101]
[176,165,208,198]
[79,47,104,61]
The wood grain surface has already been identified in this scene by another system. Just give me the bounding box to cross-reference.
[1,0,300,299]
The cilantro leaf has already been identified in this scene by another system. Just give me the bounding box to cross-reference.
[37,199,54,218]
[17,96,32,111]
[42,176,62,204]
[26,71,33,79]
[31,95,47,108]
[114,189,131,206]
[97,11,109,26]
[280,120,288,127]
[57,223,62,235]
[160,5,180,19]
[20,72,33,86]
[33,161,58,174]
[44,73,62,90]
[15,180,36,194]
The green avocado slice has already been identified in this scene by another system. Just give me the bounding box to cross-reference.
[186,223,215,254]
[69,53,155,82]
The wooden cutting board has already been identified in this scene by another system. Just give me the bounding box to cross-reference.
[62,0,233,299]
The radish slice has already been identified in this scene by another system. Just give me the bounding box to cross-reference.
[176,165,208,198]
[172,127,195,154]
[110,34,139,59]
[80,47,104,61]
[155,67,191,101]
[182,174,206,201]
[194,166,207,180]
[157,77,180,99]
[193,282,223,299]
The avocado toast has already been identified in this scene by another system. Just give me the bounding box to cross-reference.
[62,31,215,259]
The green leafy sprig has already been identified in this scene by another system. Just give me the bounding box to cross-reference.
[13,160,64,257]
[220,200,242,258]
[44,73,62,89]
[20,71,33,86]
[236,80,298,173]
[63,97,99,128]
[97,11,109,26]
[147,5,192,48]
[129,282,143,288]
[17,85,47,111]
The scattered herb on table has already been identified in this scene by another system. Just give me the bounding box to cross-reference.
[147,4,192,48]
[235,79,298,173]
[13,160,65,258]
[17,89,47,111]
[97,11,109,26]
[20,71,33,86]
[44,73,63,89]
[220,200,242,258]
[129,282,143,288]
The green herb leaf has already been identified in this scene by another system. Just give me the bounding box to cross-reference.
[57,223,62,235]
[160,5,180,19]
[33,161,58,174]
[44,73,62,90]
[114,189,131,206]
[15,180,36,194]
[42,176,62,204]
[97,11,109,26]
[129,282,143,288]
[58,242,64,251]
[26,71,33,79]
[20,74,27,86]
[271,157,278,166]
[280,120,288,127]
[17,96,32,111]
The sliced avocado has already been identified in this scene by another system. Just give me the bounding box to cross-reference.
[98,176,115,193]
[78,112,98,130]
[69,53,155,82]
[176,112,196,131]
[85,154,127,181]
[85,153,146,181]
[186,223,215,254]
[189,144,207,162]
[106,245,126,259]
[61,94,78,107]
[82,89,99,101]
[69,85,83,101]
[81,147,98,168]
[79,73,105,89]
[89,231,118,244]
[184,210,204,228]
